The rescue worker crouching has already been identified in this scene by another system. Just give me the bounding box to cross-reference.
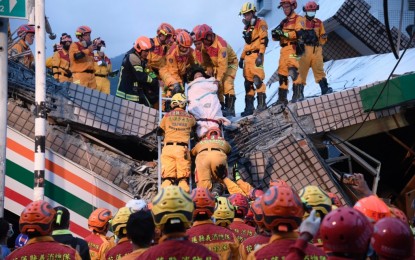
[239,2,269,117]
[116,36,159,108]
[157,93,196,193]
[51,33,73,83]
[296,1,332,102]
[93,38,112,95]
[9,24,35,69]
[69,25,97,89]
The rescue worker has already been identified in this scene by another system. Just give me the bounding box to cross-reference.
[195,24,238,117]
[93,38,112,94]
[119,210,155,259]
[157,93,196,192]
[51,33,73,83]
[84,208,115,260]
[105,207,134,259]
[371,217,413,260]
[191,25,214,76]
[213,196,235,229]
[246,181,326,259]
[319,207,373,260]
[296,1,332,102]
[137,186,219,260]
[46,43,60,76]
[239,2,269,116]
[239,198,271,260]
[7,200,81,259]
[353,194,391,223]
[271,0,304,105]
[147,23,175,75]
[191,127,231,191]
[52,206,91,260]
[9,24,35,69]
[159,30,196,99]
[228,193,256,243]
[69,25,97,89]
[116,36,159,107]
[186,188,240,259]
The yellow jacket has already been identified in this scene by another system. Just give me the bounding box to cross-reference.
[204,35,238,82]
[93,52,112,77]
[147,37,168,73]
[9,39,34,68]
[52,49,72,82]
[69,41,95,73]
[276,12,304,46]
[241,18,269,59]
[159,43,195,86]
[159,108,196,143]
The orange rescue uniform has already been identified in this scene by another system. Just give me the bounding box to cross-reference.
[9,39,34,68]
[7,236,81,260]
[193,47,214,76]
[69,42,96,89]
[52,49,72,83]
[93,52,112,94]
[84,232,115,260]
[160,43,195,87]
[186,219,240,260]
[160,108,196,192]
[299,16,327,85]
[147,37,168,75]
[241,18,268,95]
[204,35,238,102]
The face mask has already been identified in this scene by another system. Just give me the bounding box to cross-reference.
[306,11,316,17]
[99,46,106,53]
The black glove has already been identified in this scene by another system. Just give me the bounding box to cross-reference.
[239,58,244,69]
[108,70,119,77]
[171,83,183,95]
[215,164,228,180]
[255,53,263,67]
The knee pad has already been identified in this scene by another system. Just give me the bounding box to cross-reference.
[244,80,254,92]
[288,67,298,81]
[278,74,288,86]
[253,75,263,89]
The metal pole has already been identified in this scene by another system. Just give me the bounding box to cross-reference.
[0,18,9,217]
[33,0,47,201]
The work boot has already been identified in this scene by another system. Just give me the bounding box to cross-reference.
[276,88,288,105]
[223,94,236,117]
[299,84,305,101]
[257,93,267,111]
[291,84,302,103]
[241,95,255,117]
[319,78,333,95]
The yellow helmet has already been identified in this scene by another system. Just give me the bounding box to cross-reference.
[111,207,134,237]
[240,2,257,15]
[298,185,332,217]
[213,197,235,227]
[151,186,194,229]
[171,93,187,109]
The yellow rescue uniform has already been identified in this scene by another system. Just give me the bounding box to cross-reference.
[69,41,96,89]
[93,52,112,94]
[9,39,34,68]
[52,49,72,83]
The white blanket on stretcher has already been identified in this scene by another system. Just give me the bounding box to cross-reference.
[187,77,231,138]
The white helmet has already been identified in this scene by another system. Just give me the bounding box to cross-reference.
[126,198,147,211]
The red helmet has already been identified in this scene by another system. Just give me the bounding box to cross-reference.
[353,195,391,222]
[191,188,216,218]
[303,1,319,11]
[191,25,201,41]
[194,24,213,41]
[177,31,193,48]
[261,182,304,231]
[229,193,250,217]
[389,206,408,223]
[17,24,35,38]
[251,197,265,228]
[157,23,175,36]
[371,217,413,259]
[19,200,56,236]
[88,208,112,233]
[279,0,297,9]
[327,192,342,208]
[320,207,373,255]
[134,36,154,53]
[75,25,92,37]
[249,188,264,201]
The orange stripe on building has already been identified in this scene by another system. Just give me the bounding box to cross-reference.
[6,138,125,208]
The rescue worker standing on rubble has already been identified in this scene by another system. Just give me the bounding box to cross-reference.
[297,1,332,102]
[93,38,112,95]
[51,33,73,83]
[116,36,159,107]
[69,25,97,89]
[157,93,196,193]
[239,2,269,117]
[191,25,214,77]
[137,186,219,260]
[9,24,35,69]
[159,31,196,98]
[271,0,304,105]
[186,188,240,259]
[195,24,238,117]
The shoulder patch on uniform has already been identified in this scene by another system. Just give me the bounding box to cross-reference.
[222,51,227,58]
